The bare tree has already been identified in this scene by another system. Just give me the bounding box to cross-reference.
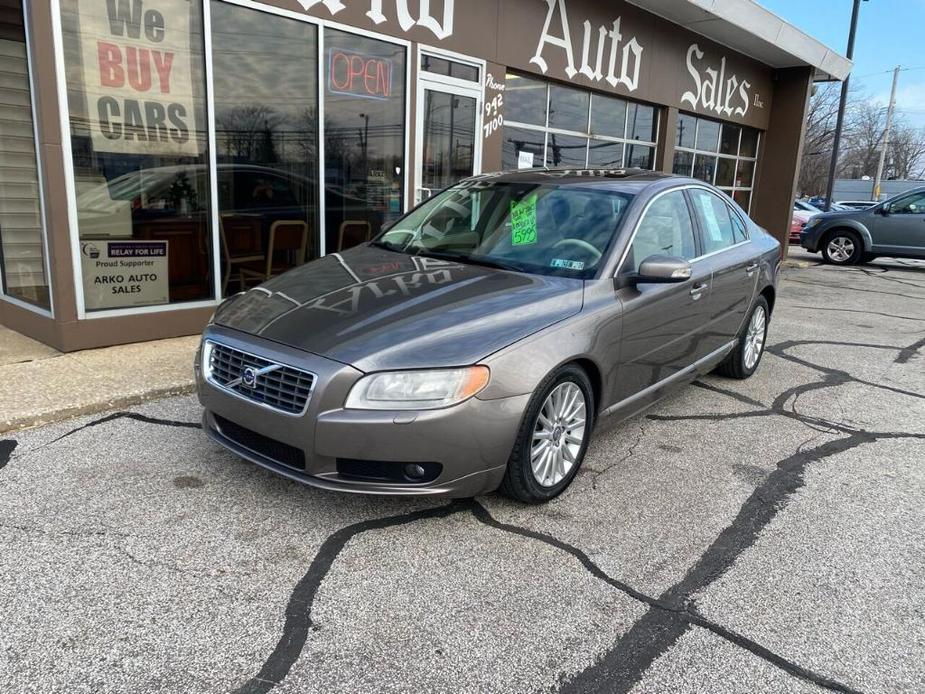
[798,82,843,195]
[888,123,925,180]
[215,105,284,160]
[798,84,925,196]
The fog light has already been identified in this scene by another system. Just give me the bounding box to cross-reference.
[404,464,427,479]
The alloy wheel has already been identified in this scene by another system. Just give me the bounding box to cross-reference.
[531,382,587,487]
[743,305,767,370]
[826,236,855,263]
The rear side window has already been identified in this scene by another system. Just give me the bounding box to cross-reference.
[690,189,738,254]
[729,207,749,242]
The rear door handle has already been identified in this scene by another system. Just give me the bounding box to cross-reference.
[745,263,758,275]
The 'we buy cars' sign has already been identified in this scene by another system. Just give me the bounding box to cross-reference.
[78,0,202,156]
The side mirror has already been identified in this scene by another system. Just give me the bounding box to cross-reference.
[879,204,891,216]
[620,254,692,287]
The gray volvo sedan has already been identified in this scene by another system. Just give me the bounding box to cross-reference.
[196,170,780,503]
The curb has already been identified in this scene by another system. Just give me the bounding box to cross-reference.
[0,383,196,435]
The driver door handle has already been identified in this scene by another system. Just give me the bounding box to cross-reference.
[690,282,708,300]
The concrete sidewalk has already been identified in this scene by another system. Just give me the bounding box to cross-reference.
[1,325,198,433]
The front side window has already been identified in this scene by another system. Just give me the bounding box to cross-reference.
[890,192,925,214]
[624,191,696,273]
[690,189,738,254]
[376,182,634,279]
[0,0,49,309]
[62,0,212,311]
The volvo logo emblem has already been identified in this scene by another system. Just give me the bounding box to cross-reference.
[225,362,283,390]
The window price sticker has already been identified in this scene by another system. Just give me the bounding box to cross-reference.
[511,195,538,246]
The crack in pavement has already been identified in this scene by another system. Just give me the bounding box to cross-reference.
[228,495,862,694]
[896,336,925,365]
[30,412,201,453]
[231,501,472,694]
[0,439,15,471]
[784,277,925,300]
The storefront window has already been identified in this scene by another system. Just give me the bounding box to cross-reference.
[323,28,406,253]
[502,125,544,170]
[502,73,658,171]
[61,0,212,311]
[673,113,760,213]
[211,2,319,296]
[0,0,50,310]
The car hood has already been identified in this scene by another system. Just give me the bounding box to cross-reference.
[213,245,584,372]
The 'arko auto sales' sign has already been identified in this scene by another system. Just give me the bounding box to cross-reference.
[81,240,169,310]
[78,0,202,155]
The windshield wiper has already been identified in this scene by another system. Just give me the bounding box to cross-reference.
[414,249,523,273]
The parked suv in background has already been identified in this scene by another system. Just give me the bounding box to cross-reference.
[801,187,925,264]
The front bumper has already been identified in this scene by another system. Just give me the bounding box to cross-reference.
[800,226,822,252]
[196,326,528,497]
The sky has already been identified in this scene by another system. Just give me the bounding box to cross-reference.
[759,0,925,126]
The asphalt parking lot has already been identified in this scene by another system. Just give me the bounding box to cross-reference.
[2,249,924,694]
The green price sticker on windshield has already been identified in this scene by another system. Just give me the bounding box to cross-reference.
[511,195,538,246]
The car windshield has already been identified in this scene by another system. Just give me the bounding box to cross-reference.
[372,181,634,278]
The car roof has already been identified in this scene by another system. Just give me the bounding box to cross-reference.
[473,167,674,184]
[465,168,701,195]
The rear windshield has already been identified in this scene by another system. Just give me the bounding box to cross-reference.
[373,181,634,278]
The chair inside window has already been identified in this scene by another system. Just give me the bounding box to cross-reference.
[239,220,309,286]
[220,215,265,295]
[337,220,372,251]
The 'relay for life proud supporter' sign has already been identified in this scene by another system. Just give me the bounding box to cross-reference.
[78,0,202,156]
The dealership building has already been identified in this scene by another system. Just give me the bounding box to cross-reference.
[0,0,850,350]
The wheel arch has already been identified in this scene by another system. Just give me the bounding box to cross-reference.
[569,357,602,412]
[759,284,776,316]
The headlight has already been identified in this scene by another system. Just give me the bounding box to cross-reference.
[200,339,214,378]
[805,217,821,228]
[345,366,490,410]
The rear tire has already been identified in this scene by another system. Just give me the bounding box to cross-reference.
[821,230,863,265]
[500,364,595,504]
[715,296,769,379]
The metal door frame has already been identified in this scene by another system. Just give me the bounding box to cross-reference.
[413,46,485,205]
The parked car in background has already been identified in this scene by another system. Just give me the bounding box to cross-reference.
[835,200,876,210]
[801,186,925,264]
[197,169,780,503]
[791,200,821,243]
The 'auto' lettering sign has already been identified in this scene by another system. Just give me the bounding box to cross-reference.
[78,0,202,155]
[328,48,393,100]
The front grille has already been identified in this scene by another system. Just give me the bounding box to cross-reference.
[214,415,305,470]
[207,342,315,414]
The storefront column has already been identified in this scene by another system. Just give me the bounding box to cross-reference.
[751,66,813,251]
[655,106,678,174]
[0,1,72,347]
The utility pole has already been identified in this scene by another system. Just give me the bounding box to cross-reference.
[824,0,864,211]
[872,65,900,202]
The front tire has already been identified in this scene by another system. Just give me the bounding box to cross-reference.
[715,296,769,379]
[500,364,595,503]
[822,230,863,265]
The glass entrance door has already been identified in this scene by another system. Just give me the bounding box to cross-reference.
[415,53,482,204]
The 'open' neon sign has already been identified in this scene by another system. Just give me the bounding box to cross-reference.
[328,49,394,100]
